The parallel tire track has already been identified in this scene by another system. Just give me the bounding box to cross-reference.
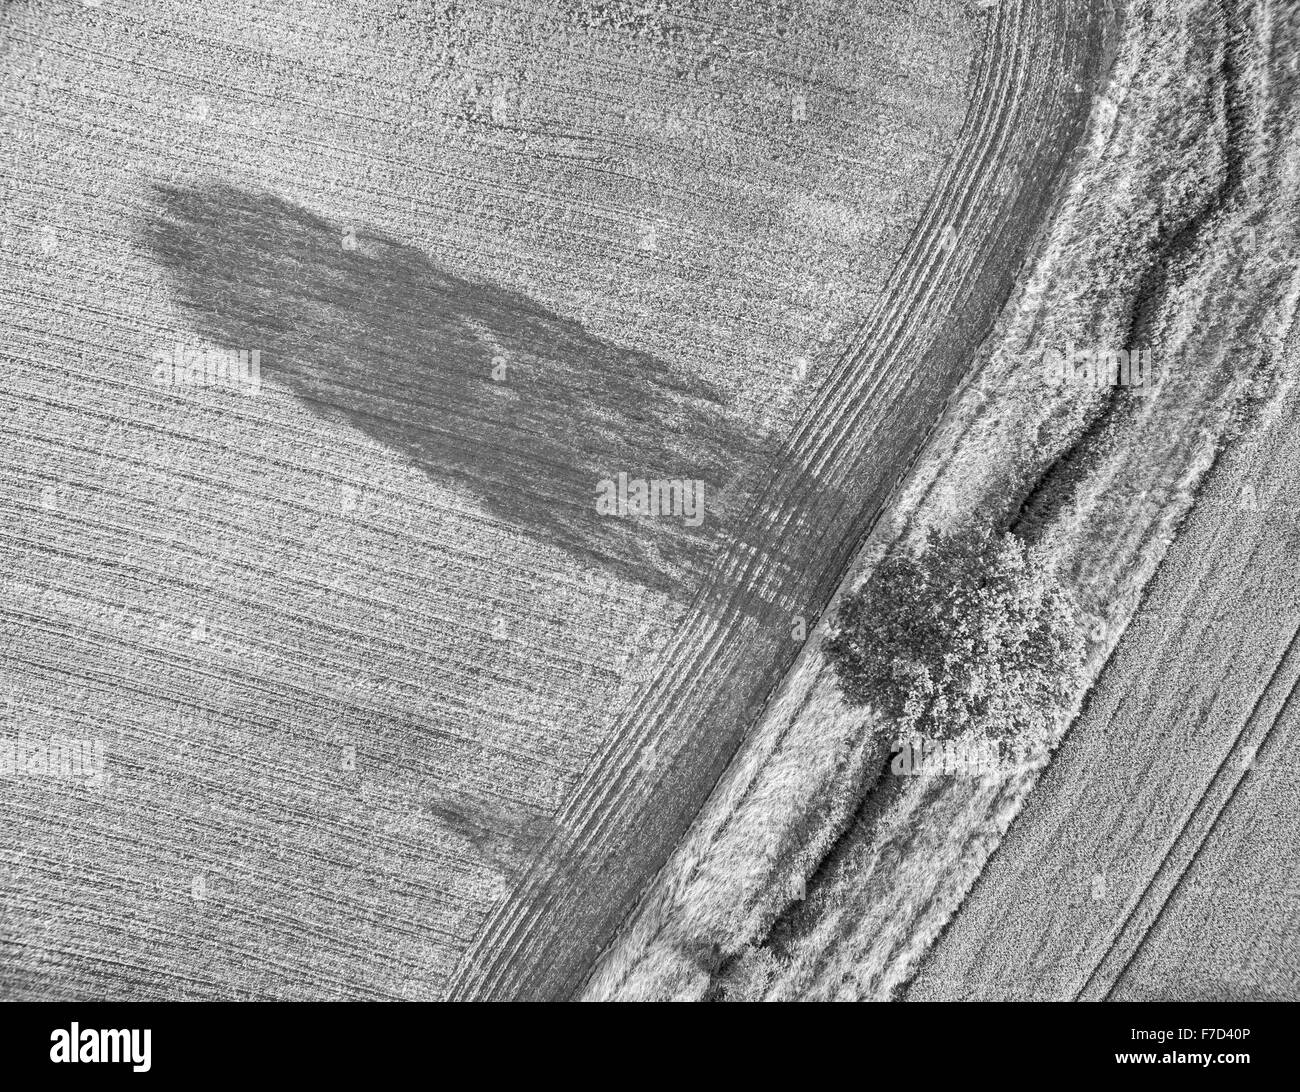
[448,0,1108,1000]
[1077,620,1300,1000]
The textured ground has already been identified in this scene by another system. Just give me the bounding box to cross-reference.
[900,0,1300,1003]
[498,0,1111,1001]
[1,0,975,998]
[584,0,1112,1000]
[906,323,1300,1001]
[585,0,1300,1002]
[10,0,1280,1004]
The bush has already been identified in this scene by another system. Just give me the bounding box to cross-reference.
[825,526,1083,745]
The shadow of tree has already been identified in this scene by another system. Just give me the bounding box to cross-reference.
[140,182,770,600]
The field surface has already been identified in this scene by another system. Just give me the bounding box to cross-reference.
[2,0,981,998]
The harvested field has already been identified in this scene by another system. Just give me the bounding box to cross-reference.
[7,0,1292,1009]
[1,0,983,999]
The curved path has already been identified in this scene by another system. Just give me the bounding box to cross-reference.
[450,0,1111,1000]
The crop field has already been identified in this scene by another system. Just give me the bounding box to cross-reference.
[7,0,1292,1009]
[0,0,986,999]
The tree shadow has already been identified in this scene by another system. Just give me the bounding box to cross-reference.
[139,182,772,603]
